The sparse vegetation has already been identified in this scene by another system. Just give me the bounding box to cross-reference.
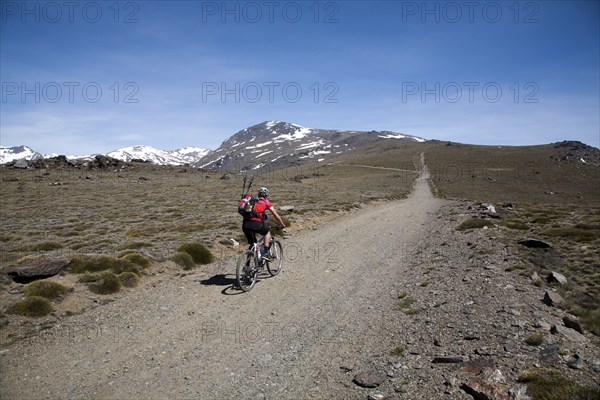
[22,280,70,300]
[518,368,600,399]
[11,296,54,317]
[177,243,215,265]
[456,218,495,231]
[68,255,140,276]
[14,241,64,252]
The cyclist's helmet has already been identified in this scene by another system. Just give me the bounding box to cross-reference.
[257,187,269,198]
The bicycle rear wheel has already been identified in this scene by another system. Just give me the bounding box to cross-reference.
[236,251,258,292]
[266,240,283,276]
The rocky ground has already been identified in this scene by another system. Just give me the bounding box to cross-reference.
[0,168,598,399]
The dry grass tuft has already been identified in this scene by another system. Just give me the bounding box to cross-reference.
[87,271,121,295]
[176,243,215,265]
[11,296,54,317]
[171,252,196,270]
[456,218,495,231]
[22,280,70,300]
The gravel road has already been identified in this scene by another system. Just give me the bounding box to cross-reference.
[0,161,442,400]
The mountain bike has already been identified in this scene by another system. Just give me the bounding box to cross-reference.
[235,234,283,292]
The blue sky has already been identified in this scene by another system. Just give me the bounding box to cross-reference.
[1,0,598,155]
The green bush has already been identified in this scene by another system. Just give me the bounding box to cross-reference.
[23,280,70,300]
[118,272,140,288]
[120,253,151,269]
[11,296,53,317]
[177,243,215,264]
[87,271,121,295]
[171,252,196,270]
[456,218,495,231]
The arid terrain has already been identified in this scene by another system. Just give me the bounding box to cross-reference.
[1,142,599,399]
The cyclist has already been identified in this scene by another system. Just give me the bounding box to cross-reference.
[241,187,285,261]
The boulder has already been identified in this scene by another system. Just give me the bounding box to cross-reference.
[14,159,29,169]
[547,271,567,285]
[551,324,587,342]
[542,290,563,307]
[563,316,584,334]
[5,257,69,283]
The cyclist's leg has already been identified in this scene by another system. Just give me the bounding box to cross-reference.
[259,222,272,254]
[242,221,258,249]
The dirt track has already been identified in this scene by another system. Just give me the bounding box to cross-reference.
[0,167,441,399]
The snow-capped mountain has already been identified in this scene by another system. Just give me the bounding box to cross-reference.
[106,145,211,166]
[1,121,425,168]
[0,145,45,164]
[195,121,426,171]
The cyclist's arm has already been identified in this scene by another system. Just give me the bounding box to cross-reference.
[269,206,286,228]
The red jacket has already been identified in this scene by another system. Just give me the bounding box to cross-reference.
[240,195,272,221]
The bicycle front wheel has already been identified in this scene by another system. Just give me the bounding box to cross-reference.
[236,251,258,292]
[266,240,283,276]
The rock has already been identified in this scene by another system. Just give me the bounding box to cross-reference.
[530,271,541,282]
[567,354,585,370]
[353,370,387,388]
[551,325,587,342]
[220,174,230,180]
[5,257,70,283]
[14,159,29,169]
[367,392,387,400]
[229,238,240,247]
[517,238,552,248]
[459,358,496,374]
[279,205,295,212]
[508,385,531,400]
[539,345,561,363]
[138,176,149,181]
[547,271,567,285]
[461,376,510,400]
[563,316,584,334]
[432,356,464,364]
[542,290,563,307]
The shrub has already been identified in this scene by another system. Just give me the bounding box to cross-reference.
[525,333,544,346]
[177,243,215,264]
[68,255,140,276]
[456,218,495,231]
[23,280,70,300]
[391,345,406,356]
[11,296,53,317]
[87,272,121,295]
[118,272,140,288]
[120,253,151,269]
[171,252,196,270]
